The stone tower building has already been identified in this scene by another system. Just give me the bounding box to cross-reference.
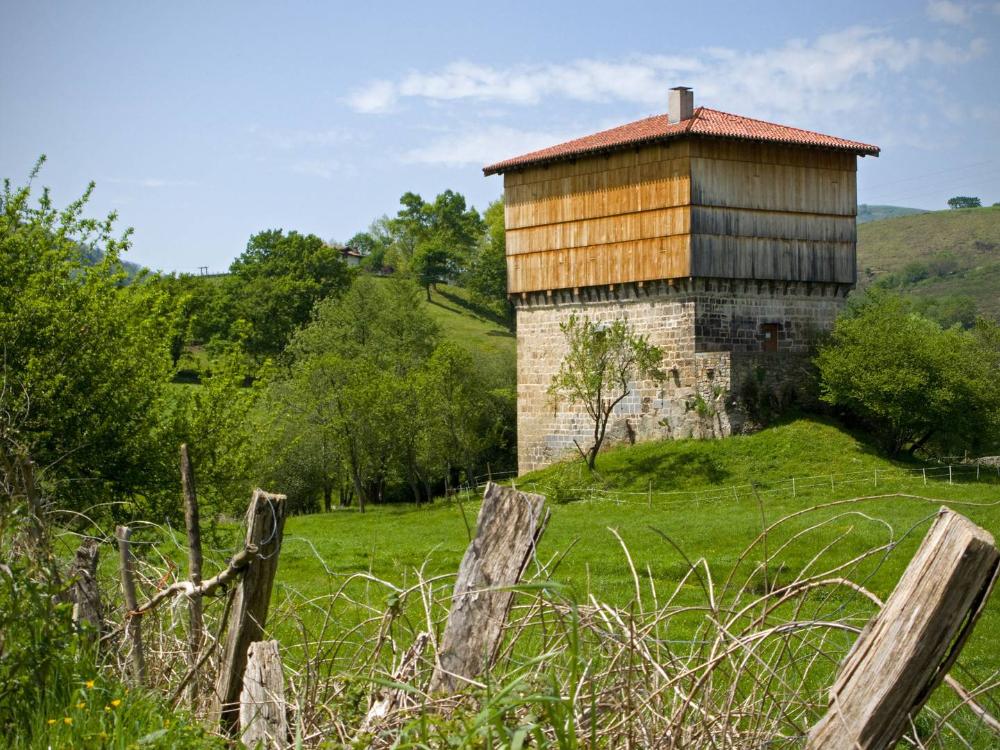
[483,88,879,474]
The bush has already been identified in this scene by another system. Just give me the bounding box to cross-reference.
[816,291,1000,456]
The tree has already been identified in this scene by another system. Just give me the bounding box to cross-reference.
[411,240,453,300]
[0,158,177,516]
[225,229,354,357]
[947,196,982,209]
[816,290,1000,457]
[467,198,510,318]
[268,276,439,510]
[548,315,664,471]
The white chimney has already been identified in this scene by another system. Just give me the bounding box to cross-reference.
[668,86,694,123]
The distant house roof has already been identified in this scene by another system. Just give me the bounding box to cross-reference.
[483,107,880,176]
[340,247,363,258]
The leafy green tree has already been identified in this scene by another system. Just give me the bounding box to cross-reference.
[225,229,354,357]
[548,315,664,471]
[0,159,177,516]
[270,277,438,510]
[155,344,260,523]
[411,240,454,300]
[816,291,1000,456]
[418,342,497,487]
[947,196,982,209]
[467,198,510,318]
[385,190,484,283]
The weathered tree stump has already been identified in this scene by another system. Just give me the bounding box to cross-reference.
[807,507,999,749]
[239,640,288,750]
[212,490,287,733]
[429,482,548,693]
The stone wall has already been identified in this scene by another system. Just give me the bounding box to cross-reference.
[515,279,848,474]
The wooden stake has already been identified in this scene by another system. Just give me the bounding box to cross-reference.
[213,490,287,733]
[647,480,652,509]
[807,508,999,749]
[949,465,953,485]
[116,526,146,686]
[180,444,204,705]
[67,539,102,637]
[429,482,548,693]
[923,467,927,486]
[239,640,288,750]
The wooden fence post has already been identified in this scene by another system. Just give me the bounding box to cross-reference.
[116,526,146,686]
[67,539,102,636]
[806,507,999,749]
[239,640,288,750]
[212,490,287,733]
[429,482,548,693]
[180,443,204,705]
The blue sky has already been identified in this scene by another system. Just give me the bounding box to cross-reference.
[2,0,998,272]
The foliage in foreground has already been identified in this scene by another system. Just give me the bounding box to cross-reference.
[0,159,177,517]
[45,489,1000,748]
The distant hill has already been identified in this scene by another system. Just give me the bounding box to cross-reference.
[78,243,145,280]
[856,204,928,224]
[857,206,1000,322]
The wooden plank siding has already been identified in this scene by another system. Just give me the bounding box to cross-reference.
[688,140,857,283]
[502,136,860,293]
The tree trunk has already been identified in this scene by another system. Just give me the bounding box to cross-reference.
[322,483,332,513]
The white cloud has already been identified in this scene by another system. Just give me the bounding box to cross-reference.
[402,125,576,168]
[345,80,397,114]
[347,27,982,124]
[105,177,196,188]
[926,1,971,24]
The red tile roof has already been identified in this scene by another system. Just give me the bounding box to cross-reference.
[482,107,879,175]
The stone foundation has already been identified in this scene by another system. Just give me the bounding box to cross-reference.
[515,279,849,474]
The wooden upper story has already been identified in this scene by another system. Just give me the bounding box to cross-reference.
[486,94,877,296]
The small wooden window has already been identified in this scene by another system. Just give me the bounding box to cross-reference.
[761,323,780,352]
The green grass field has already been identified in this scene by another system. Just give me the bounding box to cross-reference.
[273,416,1000,674]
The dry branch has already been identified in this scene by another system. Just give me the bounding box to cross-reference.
[180,443,204,704]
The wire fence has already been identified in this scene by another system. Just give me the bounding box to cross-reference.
[450,462,1000,510]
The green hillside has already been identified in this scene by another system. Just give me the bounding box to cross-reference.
[421,282,515,362]
[277,416,1000,729]
[857,206,1000,321]
[856,203,928,223]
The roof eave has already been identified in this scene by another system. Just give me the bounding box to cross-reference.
[483,132,878,176]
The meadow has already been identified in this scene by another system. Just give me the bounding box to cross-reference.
[238,416,1000,745]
